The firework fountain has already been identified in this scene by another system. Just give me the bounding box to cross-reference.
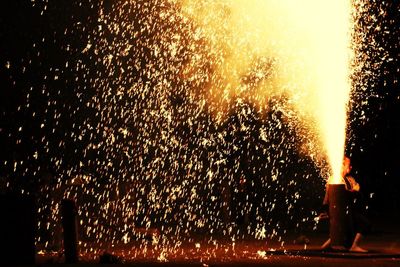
[181,0,353,183]
[182,0,354,248]
[1,0,392,262]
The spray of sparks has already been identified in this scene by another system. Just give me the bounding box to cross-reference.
[180,0,353,184]
[1,0,397,260]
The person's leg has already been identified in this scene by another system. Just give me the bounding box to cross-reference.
[350,212,370,252]
[320,238,331,250]
[349,233,368,252]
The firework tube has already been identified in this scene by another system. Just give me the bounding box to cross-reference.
[328,184,352,248]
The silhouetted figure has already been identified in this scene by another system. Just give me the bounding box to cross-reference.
[320,156,370,252]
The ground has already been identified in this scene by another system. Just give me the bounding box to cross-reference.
[34,225,400,267]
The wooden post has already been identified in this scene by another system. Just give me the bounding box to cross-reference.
[61,199,79,263]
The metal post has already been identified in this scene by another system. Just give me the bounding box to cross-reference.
[61,199,79,263]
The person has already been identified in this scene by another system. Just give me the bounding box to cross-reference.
[320,156,370,252]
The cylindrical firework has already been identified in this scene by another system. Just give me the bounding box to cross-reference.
[328,184,353,249]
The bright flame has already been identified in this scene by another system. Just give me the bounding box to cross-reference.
[306,1,353,184]
[181,0,353,184]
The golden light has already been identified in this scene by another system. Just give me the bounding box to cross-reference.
[181,0,353,184]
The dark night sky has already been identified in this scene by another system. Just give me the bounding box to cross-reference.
[0,0,399,224]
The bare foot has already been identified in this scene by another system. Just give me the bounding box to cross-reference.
[349,246,368,253]
[320,238,331,250]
